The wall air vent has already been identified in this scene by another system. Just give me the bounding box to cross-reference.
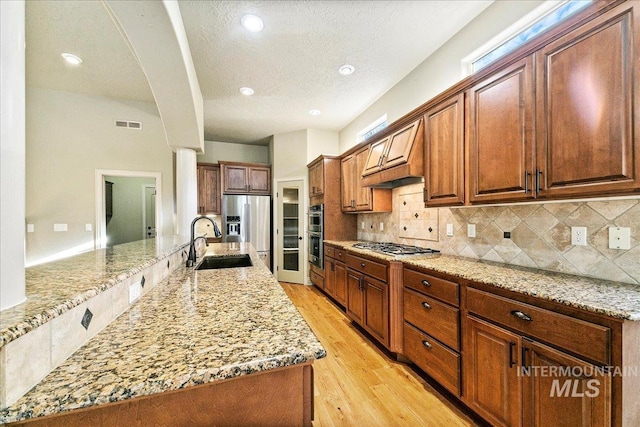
[114,120,143,130]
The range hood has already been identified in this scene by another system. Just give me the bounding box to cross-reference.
[360,118,424,188]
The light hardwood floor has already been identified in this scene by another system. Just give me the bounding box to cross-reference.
[280,282,483,427]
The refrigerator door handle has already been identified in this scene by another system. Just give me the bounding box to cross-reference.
[244,202,251,243]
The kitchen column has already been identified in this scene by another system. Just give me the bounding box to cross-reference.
[0,0,26,309]
[175,148,198,237]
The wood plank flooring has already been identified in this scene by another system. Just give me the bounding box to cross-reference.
[280,282,483,427]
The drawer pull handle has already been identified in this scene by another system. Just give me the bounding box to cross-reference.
[421,280,431,287]
[421,302,432,310]
[360,262,366,267]
[421,340,432,349]
[511,310,532,322]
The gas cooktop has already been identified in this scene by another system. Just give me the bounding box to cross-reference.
[352,242,440,255]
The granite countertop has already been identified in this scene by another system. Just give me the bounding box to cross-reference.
[0,243,326,424]
[324,240,640,321]
[0,236,191,348]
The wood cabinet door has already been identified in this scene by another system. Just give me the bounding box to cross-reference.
[535,2,640,198]
[333,261,348,306]
[346,270,365,324]
[383,119,420,169]
[324,258,336,297]
[199,164,221,214]
[340,154,356,211]
[248,166,270,194]
[424,93,465,206]
[354,147,373,211]
[464,315,522,427]
[362,137,388,177]
[468,56,535,204]
[308,161,323,196]
[363,275,389,347]
[522,340,611,427]
[224,165,249,194]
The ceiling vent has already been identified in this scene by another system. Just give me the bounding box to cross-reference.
[115,120,142,130]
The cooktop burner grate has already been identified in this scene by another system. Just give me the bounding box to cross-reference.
[352,242,440,255]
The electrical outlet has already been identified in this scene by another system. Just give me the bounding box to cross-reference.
[129,281,142,304]
[361,221,365,230]
[571,226,587,246]
[379,222,384,231]
[467,224,476,238]
[26,224,34,233]
[85,223,92,232]
[446,223,454,237]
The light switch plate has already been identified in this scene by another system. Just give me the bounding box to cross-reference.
[609,227,631,250]
[361,221,365,230]
[379,222,384,231]
[85,223,92,232]
[467,224,476,238]
[53,223,68,232]
[446,223,454,237]
[26,224,34,233]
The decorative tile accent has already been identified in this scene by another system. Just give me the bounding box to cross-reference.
[80,309,93,330]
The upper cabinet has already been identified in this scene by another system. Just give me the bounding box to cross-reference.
[467,56,535,204]
[197,163,221,214]
[361,119,424,186]
[308,157,324,197]
[219,161,271,195]
[424,94,465,207]
[535,2,640,199]
[341,146,391,213]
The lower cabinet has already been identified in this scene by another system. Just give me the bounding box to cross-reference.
[463,287,613,427]
[346,269,389,348]
[323,245,348,307]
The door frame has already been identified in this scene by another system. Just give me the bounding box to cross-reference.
[142,184,156,239]
[95,169,162,249]
[274,177,307,284]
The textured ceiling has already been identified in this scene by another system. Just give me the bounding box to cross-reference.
[26,0,493,146]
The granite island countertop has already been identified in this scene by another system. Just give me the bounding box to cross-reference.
[324,240,640,321]
[0,236,191,347]
[0,243,326,424]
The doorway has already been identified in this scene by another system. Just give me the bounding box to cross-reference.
[95,169,162,249]
[276,180,304,284]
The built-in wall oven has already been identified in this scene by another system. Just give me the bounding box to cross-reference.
[308,204,323,268]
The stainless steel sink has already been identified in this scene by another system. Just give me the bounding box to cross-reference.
[195,254,252,270]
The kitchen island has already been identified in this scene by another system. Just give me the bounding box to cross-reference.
[0,242,325,426]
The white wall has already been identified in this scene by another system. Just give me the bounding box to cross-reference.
[272,130,308,181]
[105,176,155,245]
[339,0,544,151]
[197,140,269,164]
[0,0,26,309]
[26,88,175,265]
[307,129,340,163]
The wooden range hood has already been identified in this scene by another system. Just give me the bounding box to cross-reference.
[360,118,424,188]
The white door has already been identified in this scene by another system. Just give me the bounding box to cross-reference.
[276,180,304,284]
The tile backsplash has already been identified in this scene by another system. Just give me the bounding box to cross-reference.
[358,183,640,285]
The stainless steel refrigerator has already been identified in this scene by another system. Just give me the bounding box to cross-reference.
[222,195,271,270]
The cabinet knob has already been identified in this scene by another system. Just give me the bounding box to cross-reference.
[421,279,431,287]
[421,340,432,349]
[421,301,432,310]
[360,262,366,267]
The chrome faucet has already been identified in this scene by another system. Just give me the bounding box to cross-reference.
[186,216,222,267]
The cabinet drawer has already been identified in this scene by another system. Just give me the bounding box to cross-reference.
[346,254,387,282]
[404,268,459,306]
[467,288,610,364]
[404,322,460,396]
[310,270,324,289]
[335,248,346,261]
[324,246,335,258]
[404,288,460,350]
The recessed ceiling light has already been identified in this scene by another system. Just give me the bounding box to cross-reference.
[338,64,355,75]
[61,53,83,65]
[241,14,264,32]
[309,109,321,116]
[239,87,255,96]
